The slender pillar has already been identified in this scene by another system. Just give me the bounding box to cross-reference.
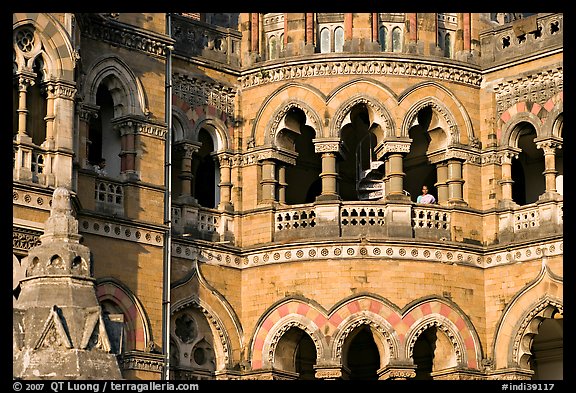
[371,13,378,42]
[408,13,417,42]
[314,139,342,201]
[43,82,56,150]
[344,13,353,40]
[306,13,314,45]
[435,161,449,204]
[536,140,560,194]
[217,153,233,211]
[260,159,277,203]
[78,104,99,168]
[117,120,138,180]
[16,74,34,143]
[386,153,407,199]
[463,13,471,51]
[251,13,259,53]
[499,150,518,206]
[283,13,289,46]
[447,158,465,205]
[277,165,287,204]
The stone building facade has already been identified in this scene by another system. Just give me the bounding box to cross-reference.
[13,12,563,380]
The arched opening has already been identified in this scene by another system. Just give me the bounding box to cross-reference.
[405,106,438,201]
[412,327,436,380]
[392,27,402,52]
[529,314,563,380]
[340,103,376,201]
[89,83,121,178]
[379,26,387,51]
[320,28,330,53]
[342,325,380,380]
[194,128,218,208]
[334,26,344,52]
[274,327,317,380]
[511,124,545,205]
[281,108,321,205]
[28,56,47,146]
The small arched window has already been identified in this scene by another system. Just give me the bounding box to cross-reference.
[392,27,402,52]
[334,27,344,52]
[269,35,278,60]
[379,26,387,51]
[444,33,452,58]
[320,28,330,53]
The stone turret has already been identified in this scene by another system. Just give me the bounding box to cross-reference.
[13,187,122,380]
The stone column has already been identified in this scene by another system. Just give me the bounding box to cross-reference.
[277,164,287,204]
[43,82,56,150]
[380,140,411,202]
[344,13,353,41]
[313,139,342,201]
[371,13,378,42]
[260,159,277,204]
[463,13,471,51]
[251,13,259,53]
[217,152,233,211]
[78,104,99,168]
[435,161,449,205]
[15,73,34,143]
[116,120,138,181]
[306,13,314,45]
[498,149,519,208]
[447,158,466,205]
[536,139,562,198]
[177,142,200,205]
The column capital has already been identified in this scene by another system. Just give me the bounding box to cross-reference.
[313,138,344,155]
[535,137,562,154]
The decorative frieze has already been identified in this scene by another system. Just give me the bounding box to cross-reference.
[173,73,236,120]
[239,57,482,89]
[493,67,563,117]
[172,238,562,270]
[79,15,173,58]
[79,217,164,247]
[13,226,42,253]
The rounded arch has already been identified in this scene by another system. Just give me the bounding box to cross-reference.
[330,94,395,143]
[95,278,152,352]
[192,118,229,152]
[499,112,543,148]
[401,96,460,146]
[401,297,483,369]
[260,314,327,370]
[251,83,326,145]
[404,314,466,369]
[265,100,322,147]
[542,92,563,138]
[399,82,475,145]
[171,106,193,142]
[13,13,76,80]
[82,55,147,117]
[330,311,400,369]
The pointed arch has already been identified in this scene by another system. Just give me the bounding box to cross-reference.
[13,13,76,80]
[82,55,148,117]
[96,278,152,352]
[171,263,243,371]
[499,111,543,148]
